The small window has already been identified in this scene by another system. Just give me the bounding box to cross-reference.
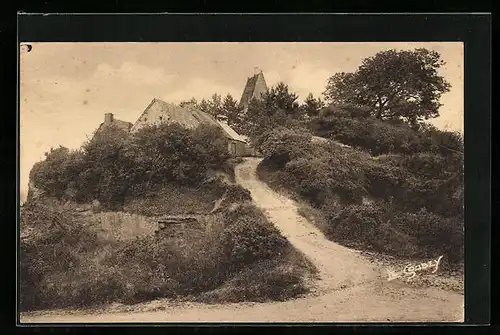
[159,116,163,121]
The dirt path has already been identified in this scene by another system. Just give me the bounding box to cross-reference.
[20,158,464,323]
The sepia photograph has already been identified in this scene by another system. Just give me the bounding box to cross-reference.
[19,42,465,323]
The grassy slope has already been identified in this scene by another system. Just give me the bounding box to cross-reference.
[255,128,463,266]
[20,182,317,312]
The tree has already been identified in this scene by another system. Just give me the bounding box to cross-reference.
[262,82,300,115]
[301,93,325,118]
[222,94,244,129]
[198,99,211,115]
[323,48,451,126]
[207,93,223,117]
[239,82,303,139]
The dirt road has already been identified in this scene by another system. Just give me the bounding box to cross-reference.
[20,158,464,323]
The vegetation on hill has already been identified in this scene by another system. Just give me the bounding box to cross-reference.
[255,123,463,264]
[23,121,317,311]
[246,48,463,266]
[20,199,316,311]
[323,48,451,127]
[308,104,463,156]
[29,123,231,211]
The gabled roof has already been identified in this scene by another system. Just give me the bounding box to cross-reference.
[215,120,247,143]
[132,98,247,143]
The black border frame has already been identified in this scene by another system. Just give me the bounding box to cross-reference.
[14,13,491,329]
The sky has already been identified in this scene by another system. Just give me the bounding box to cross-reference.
[19,42,464,203]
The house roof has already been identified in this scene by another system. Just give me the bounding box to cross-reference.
[215,120,247,143]
[132,98,247,143]
[95,118,133,134]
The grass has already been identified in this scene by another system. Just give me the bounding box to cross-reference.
[254,127,464,265]
[20,192,317,312]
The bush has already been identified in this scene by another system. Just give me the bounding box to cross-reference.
[256,128,369,205]
[255,125,464,264]
[198,248,315,303]
[220,203,288,269]
[20,200,315,311]
[30,147,86,200]
[29,123,232,210]
[392,209,464,262]
[327,202,463,262]
[309,106,464,157]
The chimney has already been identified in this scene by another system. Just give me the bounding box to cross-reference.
[104,113,114,123]
[254,66,261,75]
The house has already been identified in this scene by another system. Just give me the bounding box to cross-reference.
[238,69,268,113]
[93,113,133,138]
[131,98,250,157]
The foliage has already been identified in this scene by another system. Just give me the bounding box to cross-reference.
[301,93,326,118]
[309,105,464,156]
[239,82,306,139]
[255,126,464,263]
[223,94,245,133]
[20,200,314,311]
[220,203,288,269]
[323,48,451,126]
[30,146,86,200]
[256,128,368,204]
[29,123,230,209]
[328,202,463,262]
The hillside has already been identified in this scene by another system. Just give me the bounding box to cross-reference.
[254,108,464,273]
[20,122,317,312]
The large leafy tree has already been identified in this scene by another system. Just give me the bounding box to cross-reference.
[323,48,451,126]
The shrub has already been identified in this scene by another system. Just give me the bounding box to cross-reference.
[309,107,463,157]
[392,209,464,262]
[254,127,313,168]
[327,202,463,262]
[29,123,232,210]
[199,248,314,303]
[19,203,100,310]
[30,147,86,200]
[223,184,252,202]
[255,125,464,264]
[20,200,315,311]
[220,203,289,269]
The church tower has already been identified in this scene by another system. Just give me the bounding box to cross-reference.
[238,67,268,113]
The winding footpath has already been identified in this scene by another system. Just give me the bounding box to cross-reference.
[20,158,464,323]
